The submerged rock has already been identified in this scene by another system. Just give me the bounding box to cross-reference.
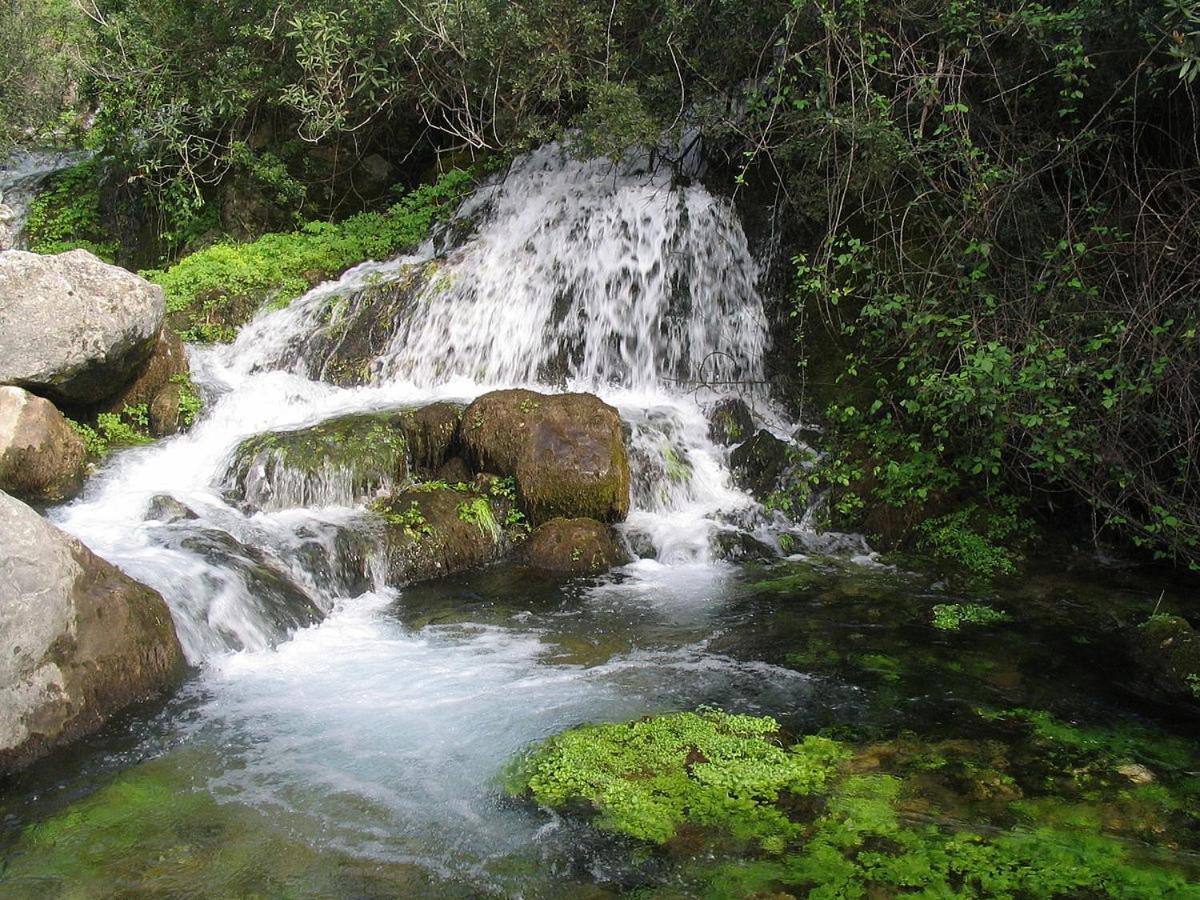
[706,397,754,446]
[0,489,185,773]
[376,485,517,586]
[730,429,791,499]
[0,386,87,503]
[0,249,165,405]
[519,518,627,576]
[460,389,630,525]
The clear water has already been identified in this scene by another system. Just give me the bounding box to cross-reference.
[1,147,1197,897]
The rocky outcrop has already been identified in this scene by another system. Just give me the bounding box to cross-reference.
[96,328,190,436]
[0,249,165,405]
[0,490,185,773]
[460,389,630,525]
[519,518,626,576]
[730,429,791,500]
[0,386,87,503]
[376,485,518,585]
[707,398,754,447]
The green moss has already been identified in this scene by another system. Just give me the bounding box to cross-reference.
[146,169,472,342]
[506,709,847,849]
[932,602,1010,631]
[511,710,1200,899]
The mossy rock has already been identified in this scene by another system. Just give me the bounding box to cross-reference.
[519,517,627,576]
[460,389,630,525]
[89,327,189,435]
[1129,616,1200,706]
[297,262,438,386]
[375,484,519,586]
[706,397,754,447]
[222,403,462,512]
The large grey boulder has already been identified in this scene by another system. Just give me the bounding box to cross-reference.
[0,249,165,405]
[0,490,185,773]
[0,385,87,503]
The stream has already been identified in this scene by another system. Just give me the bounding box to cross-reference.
[1,146,1198,897]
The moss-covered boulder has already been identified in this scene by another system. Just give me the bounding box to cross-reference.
[0,386,87,503]
[224,413,410,511]
[1129,616,1200,705]
[223,403,462,512]
[460,389,630,525]
[707,397,754,446]
[519,517,627,576]
[0,490,185,773]
[730,429,791,500]
[374,484,519,586]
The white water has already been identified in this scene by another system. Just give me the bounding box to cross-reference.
[44,145,859,889]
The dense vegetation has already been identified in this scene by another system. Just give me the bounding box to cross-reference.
[5,0,1200,570]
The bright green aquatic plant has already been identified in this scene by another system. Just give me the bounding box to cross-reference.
[506,709,846,849]
[931,602,1010,631]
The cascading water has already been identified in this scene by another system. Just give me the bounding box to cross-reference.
[34,144,861,892]
[0,148,88,251]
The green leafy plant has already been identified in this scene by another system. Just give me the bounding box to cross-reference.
[457,497,500,539]
[931,603,1011,632]
[25,160,117,262]
[170,374,204,427]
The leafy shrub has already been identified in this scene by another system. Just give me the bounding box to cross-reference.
[931,604,1011,632]
[144,168,472,342]
[25,160,117,262]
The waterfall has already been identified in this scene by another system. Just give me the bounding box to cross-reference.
[0,148,88,250]
[51,144,814,663]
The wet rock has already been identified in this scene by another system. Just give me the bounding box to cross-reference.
[435,456,473,484]
[0,386,87,504]
[94,328,189,432]
[148,382,184,436]
[223,412,413,511]
[520,518,627,576]
[730,429,791,500]
[460,389,630,525]
[0,489,185,773]
[169,526,325,635]
[1128,615,1200,705]
[711,529,776,563]
[706,398,754,446]
[1117,763,1156,785]
[0,249,164,405]
[376,486,517,586]
[144,494,198,523]
[394,401,463,473]
[298,262,438,386]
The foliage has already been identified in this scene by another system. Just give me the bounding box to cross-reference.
[507,709,847,848]
[144,169,472,342]
[24,160,116,261]
[457,497,500,540]
[512,709,1200,898]
[759,0,1200,569]
[0,1,88,147]
[67,405,154,462]
[931,603,1011,632]
[372,499,433,540]
[170,374,203,427]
